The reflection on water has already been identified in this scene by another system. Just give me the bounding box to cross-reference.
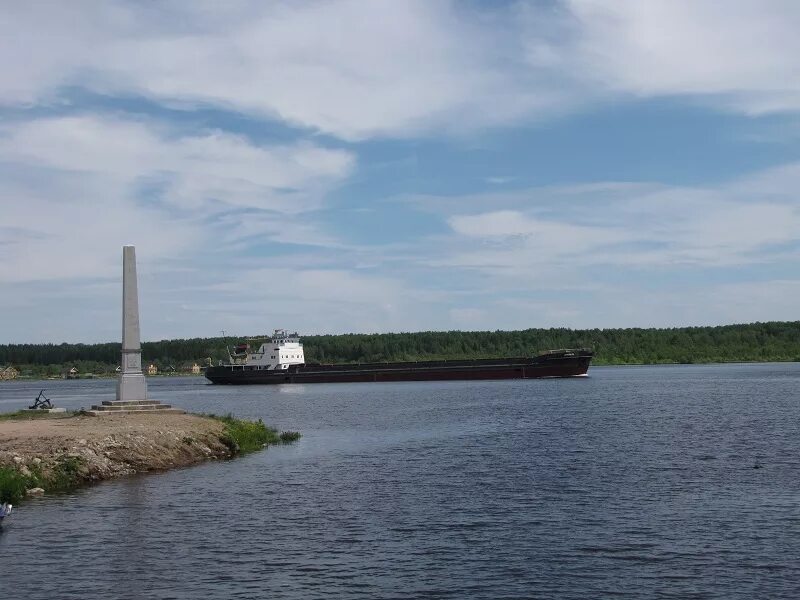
[2,364,800,599]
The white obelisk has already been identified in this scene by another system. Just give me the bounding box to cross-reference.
[116,245,147,402]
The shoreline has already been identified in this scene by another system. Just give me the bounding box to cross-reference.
[2,358,799,382]
[0,411,298,505]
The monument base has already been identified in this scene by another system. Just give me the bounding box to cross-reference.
[116,373,147,402]
[87,400,185,416]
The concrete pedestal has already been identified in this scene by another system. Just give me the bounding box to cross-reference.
[117,371,147,402]
[87,400,185,416]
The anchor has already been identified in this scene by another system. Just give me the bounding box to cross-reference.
[29,389,53,410]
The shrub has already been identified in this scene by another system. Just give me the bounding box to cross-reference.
[205,413,300,454]
[280,431,302,443]
[0,467,29,504]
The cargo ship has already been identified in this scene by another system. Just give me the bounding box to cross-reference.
[205,329,593,385]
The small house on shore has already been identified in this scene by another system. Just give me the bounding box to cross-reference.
[64,367,79,379]
[191,363,201,374]
[0,366,19,380]
[147,364,158,376]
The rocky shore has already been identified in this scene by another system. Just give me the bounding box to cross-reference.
[0,412,291,501]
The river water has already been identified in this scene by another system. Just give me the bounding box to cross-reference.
[1,363,799,599]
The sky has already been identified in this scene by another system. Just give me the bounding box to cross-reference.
[1,0,799,343]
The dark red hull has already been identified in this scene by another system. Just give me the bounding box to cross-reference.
[205,349,593,385]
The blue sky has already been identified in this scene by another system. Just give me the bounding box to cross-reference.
[1,1,799,343]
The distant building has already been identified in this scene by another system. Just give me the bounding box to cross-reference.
[65,367,79,379]
[191,363,201,374]
[0,366,19,380]
[147,364,158,376]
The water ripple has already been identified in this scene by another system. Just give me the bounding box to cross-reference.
[2,364,800,598]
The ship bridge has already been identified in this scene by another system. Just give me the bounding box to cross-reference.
[236,329,305,370]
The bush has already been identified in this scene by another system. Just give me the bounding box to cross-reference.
[207,413,279,454]
[47,457,84,492]
[0,467,29,504]
[280,431,302,443]
[204,413,300,454]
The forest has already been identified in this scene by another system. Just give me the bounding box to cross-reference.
[1,321,798,378]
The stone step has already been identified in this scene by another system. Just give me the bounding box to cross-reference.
[90,403,173,411]
[86,408,186,416]
[101,400,162,407]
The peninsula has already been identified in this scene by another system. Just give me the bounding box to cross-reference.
[0,411,299,505]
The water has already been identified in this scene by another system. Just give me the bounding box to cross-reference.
[1,363,799,599]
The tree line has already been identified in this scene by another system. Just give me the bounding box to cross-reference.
[1,321,798,377]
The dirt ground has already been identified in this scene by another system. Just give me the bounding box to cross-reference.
[0,413,233,491]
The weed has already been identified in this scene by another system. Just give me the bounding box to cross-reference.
[204,413,299,455]
[0,467,28,504]
[279,431,302,443]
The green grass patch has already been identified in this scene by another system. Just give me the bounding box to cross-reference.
[0,467,28,504]
[204,413,301,455]
[0,456,87,505]
[45,457,85,492]
[279,431,301,443]
[0,410,76,422]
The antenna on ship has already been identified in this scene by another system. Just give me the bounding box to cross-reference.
[221,329,233,363]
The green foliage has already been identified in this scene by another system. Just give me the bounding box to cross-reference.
[2,321,799,369]
[203,413,301,454]
[302,322,800,365]
[279,431,302,443]
[0,467,28,504]
[0,456,85,505]
[206,413,280,454]
[46,457,85,492]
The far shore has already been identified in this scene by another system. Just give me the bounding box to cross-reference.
[2,359,798,384]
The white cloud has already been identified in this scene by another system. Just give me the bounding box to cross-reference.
[0,1,552,141]
[3,1,799,141]
[427,161,800,277]
[557,0,800,114]
[449,210,620,248]
[2,1,800,341]
[170,267,435,338]
[0,115,354,212]
[485,176,516,185]
[0,115,355,283]
[567,279,800,329]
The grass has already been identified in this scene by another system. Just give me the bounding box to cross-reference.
[279,431,302,443]
[0,456,86,505]
[44,457,85,492]
[0,409,76,422]
[204,413,301,455]
[0,467,28,504]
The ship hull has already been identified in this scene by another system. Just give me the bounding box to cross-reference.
[205,350,593,385]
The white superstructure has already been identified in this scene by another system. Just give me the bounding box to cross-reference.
[227,329,305,370]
